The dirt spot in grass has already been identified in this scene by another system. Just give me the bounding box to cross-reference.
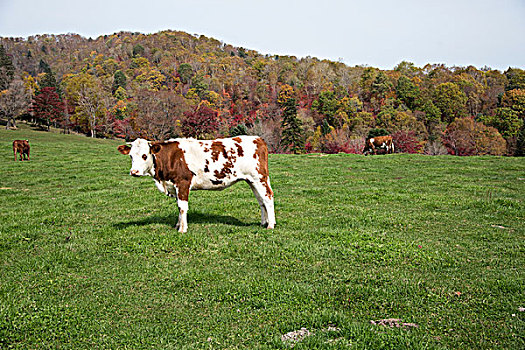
[281,326,341,347]
[370,318,419,329]
[281,328,312,346]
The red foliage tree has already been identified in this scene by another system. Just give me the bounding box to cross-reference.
[30,87,64,131]
[391,130,423,154]
[180,104,220,138]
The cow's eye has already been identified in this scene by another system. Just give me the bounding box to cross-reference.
[142,154,148,160]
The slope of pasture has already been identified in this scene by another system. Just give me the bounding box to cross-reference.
[0,127,524,349]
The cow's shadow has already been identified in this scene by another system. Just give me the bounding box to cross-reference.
[114,211,259,229]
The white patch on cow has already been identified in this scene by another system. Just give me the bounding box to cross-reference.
[177,200,189,232]
[127,138,155,176]
[369,138,374,144]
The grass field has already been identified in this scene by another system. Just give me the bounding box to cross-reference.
[0,125,524,349]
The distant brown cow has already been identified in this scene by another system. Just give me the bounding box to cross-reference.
[363,135,394,155]
[13,140,30,161]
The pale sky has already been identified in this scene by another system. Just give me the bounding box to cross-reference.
[0,0,524,71]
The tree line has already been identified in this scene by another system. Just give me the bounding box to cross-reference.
[1,30,524,156]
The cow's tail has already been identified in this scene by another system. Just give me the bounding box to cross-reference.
[391,142,395,154]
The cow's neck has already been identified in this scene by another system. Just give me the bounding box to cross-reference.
[149,154,157,178]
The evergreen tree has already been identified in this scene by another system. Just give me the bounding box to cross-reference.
[39,59,51,74]
[39,71,62,97]
[279,88,304,153]
[0,44,15,90]
[112,70,127,94]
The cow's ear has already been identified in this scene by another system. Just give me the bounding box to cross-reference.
[118,145,131,155]
[150,144,161,154]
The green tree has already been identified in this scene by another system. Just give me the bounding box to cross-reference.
[112,70,127,94]
[311,90,338,127]
[0,44,15,91]
[178,63,194,84]
[394,61,420,77]
[504,68,525,91]
[501,89,525,118]
[421,99,441,127]
[480,108,522,139]
[433,82,468,123]
[371,71,393,100]
[132,44,145,57]
[39,59,51,74]
[396,75,420,110]
[39,70,62,97]
[279,85,304,153]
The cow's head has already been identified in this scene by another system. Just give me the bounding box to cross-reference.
[118,138,159,177]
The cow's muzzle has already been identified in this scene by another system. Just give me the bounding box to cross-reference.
[130,169,141,177]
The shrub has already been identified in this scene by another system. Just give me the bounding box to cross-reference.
[391,130,423,154]
[320,128,364,154]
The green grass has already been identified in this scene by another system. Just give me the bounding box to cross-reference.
[1,125,524,349]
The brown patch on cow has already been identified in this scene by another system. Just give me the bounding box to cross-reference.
[253,138,273,199]
[232,137,243,143]
[211,179,223,185]
[210,141,227,161]
[150,141,193,201]
[13,140,30,161]
[204,159,210,173]
[235,142,244,157]
[214,158,235,179]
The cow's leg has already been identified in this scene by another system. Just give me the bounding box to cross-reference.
[175,183,190,233]
[26,150,30,161]
[176,199,188,233]
[13,149,17,161]
[248,181,268,227]
[248,180,275,229]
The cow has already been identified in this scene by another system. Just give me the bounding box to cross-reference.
[363,135,394,155]
[13,140,30,161]
[117,136,276,233]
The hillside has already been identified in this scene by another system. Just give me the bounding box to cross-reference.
[1,30,524,155]
[1,127,524,348]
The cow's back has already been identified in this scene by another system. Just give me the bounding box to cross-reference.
[175,136,266,190]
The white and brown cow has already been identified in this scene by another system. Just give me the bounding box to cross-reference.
[363,135,394,155]
[118,136,275,233]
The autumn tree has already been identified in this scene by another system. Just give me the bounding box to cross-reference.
[63,73,108,137]
[0,44,15,91]
[442,117,506,156]
[30,87,64,131]
[0,78,30,129]
[180,103,220,139]
[133,89,186,140]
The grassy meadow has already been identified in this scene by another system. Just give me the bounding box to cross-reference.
[0,125,524,349]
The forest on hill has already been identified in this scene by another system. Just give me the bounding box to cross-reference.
[1,30,524,155]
